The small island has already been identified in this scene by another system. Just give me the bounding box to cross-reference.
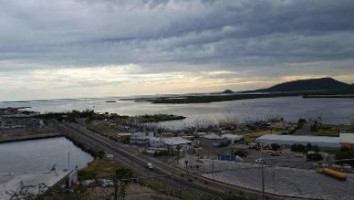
[140,77,354,104]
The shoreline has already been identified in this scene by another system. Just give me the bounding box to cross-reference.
[303,95,354,98]
[0,132,62,144]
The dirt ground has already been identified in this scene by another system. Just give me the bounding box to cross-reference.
[86,183,175,200]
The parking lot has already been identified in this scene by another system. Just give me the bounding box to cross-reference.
[191,159,354,200]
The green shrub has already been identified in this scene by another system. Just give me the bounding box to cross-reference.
[307,153,323,161]
[78,170,97,180]
[335,149,354,166]
[271,143,281,151]
[291,144,306,152]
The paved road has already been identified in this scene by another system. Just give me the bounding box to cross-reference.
[54,122,304,200]
[293,121,313,135]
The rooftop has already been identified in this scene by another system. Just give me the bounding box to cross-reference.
[340,133,354,144]
[256,134,340,148]
[161,137,191,146]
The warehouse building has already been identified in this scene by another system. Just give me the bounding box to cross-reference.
[256,134,340,149]
[161,137,192,150]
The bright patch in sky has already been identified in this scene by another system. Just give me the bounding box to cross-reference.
[0,0,354,100]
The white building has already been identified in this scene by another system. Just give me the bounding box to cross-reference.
[340,133,354,149]
[149,137,165,148]
[202,133,224,140]
[256,134,340,149]
[162,137,192,150]
[130,132,166,148]
[202,133,243,143]
[130,132,153,146]
[222,134,243,143]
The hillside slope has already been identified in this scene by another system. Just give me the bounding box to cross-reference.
[259,78,352,92]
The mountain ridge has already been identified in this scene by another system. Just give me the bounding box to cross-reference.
[254,77,353,93]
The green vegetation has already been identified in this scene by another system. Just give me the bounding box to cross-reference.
[261,77,352,92]
[150,91,354,104]
[349,120,354,132]
[290,143,323,161]
[291,144,306,152]
[145,77,354,104]
[335,148,354,166]
[134,114,186,123]
[37,109,101,122]
[307,153,323,161]
[233,149,248,157]
[113,168,134,200]
[290,143,319,153]
[97,150,105,159]
[150,93,300,104]
[288,119,306,134]
[78,159,121,180]
[310,124,339,137]
[271,143,281,151]
[37,110,185,123]
[291,144,322,161]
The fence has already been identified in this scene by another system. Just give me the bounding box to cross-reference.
[184,158,354,200]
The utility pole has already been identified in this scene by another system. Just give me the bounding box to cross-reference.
[113,174,118,200]
[67,151,71,171]
[261,158,265,200]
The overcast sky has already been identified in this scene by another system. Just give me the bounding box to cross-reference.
[1,0,354,100]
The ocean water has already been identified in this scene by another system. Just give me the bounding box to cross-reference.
[1,96,354,128]
[0,137,94,174]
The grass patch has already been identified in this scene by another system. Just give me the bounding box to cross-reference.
[78,159,119,180]
[313,128,339,136]
[311,126,339,137]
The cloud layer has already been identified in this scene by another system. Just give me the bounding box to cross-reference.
[0,0,354,100]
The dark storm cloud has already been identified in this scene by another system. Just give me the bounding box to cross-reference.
[0,0,354,76]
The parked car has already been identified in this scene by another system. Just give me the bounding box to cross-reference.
[147,162,154,170]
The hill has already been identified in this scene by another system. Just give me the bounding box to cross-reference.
[142,77,354,104]
[258,77,352,92]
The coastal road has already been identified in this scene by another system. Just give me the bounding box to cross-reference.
[53,122,303,200]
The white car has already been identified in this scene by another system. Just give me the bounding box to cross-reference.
[147,162,154,170]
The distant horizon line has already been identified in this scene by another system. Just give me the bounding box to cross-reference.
[1,76,352,102]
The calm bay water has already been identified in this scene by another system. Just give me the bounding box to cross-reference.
[0,97,353,173]
[1,96,354,128]
[0,137,93,174]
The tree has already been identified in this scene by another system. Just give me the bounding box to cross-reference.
[307,153,323,161]
[113,168,133,200]
[97,150,105,159]
[271,143,281,151]
[291,144,305,152]
[335,149,354,166]
[185,160,189,168]
[312,145,319,153]
[176,145,182,164]
[350,119,354,132]
[306,143,313,152]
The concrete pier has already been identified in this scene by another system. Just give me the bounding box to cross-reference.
[0,171,68,200]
